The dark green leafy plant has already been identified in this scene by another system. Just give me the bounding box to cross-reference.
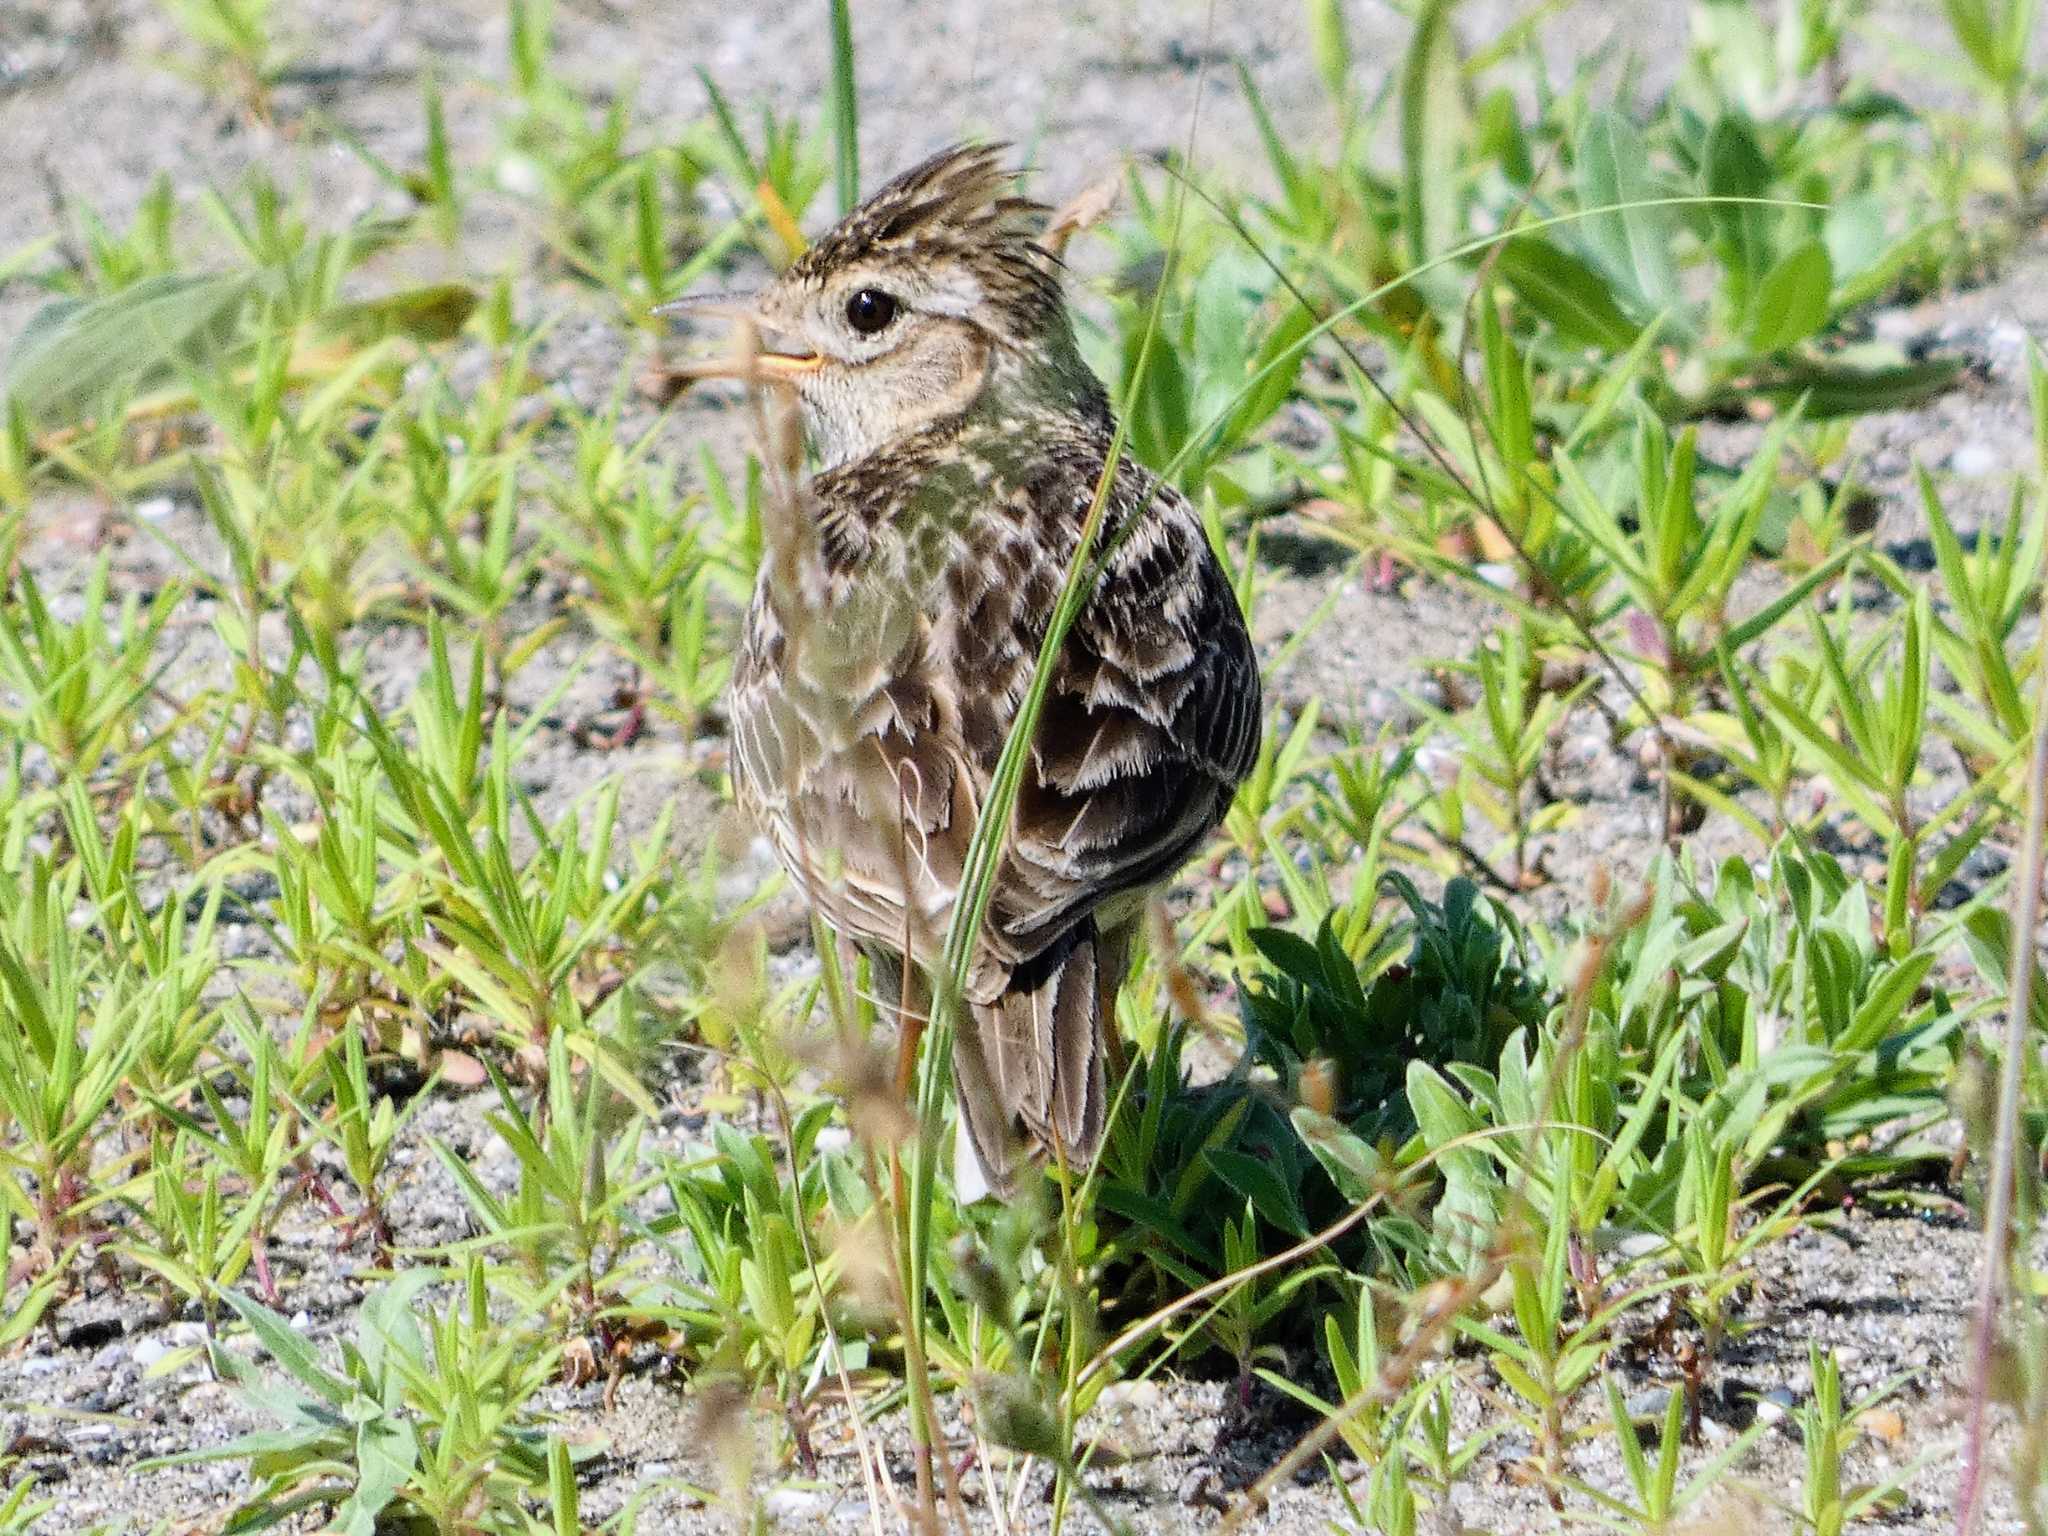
[1097,874,1551,1343]
[1243,874,1547,1133]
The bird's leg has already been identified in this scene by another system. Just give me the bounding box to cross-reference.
[1096,961,1128,1089]
[893,963,927,1100]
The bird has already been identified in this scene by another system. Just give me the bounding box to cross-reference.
[667,142,1261,1195]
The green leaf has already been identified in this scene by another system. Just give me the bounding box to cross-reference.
[351,1413,419,1521]
[1222,297,1318,452]
[1292,1107,1381,1204]
[1743,357,1963,417]
[1746,239,1831,353]
[1841,951,1937,1053]
[1206,1148,1311,1238]
[1574,109,1678,314]
[220,1288,354,1408]
[357,1269,439,1388]
[1702,115,1773,307]
[826,0,859,215]
[1493,235,1642,352]
[0,235,56,287]
[1722,543,1857,649]
[1943,0,2015,82]
[1308,0,1352,100]
[142,1426,335,1469]
[1237,63,1310,215]
[1399,0,1465,267]
[1,271,259,423]
[319,282,479,345]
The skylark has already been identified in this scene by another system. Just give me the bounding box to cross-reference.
[673,143,1260,1193]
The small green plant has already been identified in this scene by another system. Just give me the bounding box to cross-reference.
[0,890,154,1278]
[1261,1276,1489,1501]
[359,623,678,1081]
[1748,585,1989,952]
[117,1128,275,1316]
[129,1010,310,1309]
[0,560,181,778]
[158,0,293,119]
[320,1023,438,1255]
[1451,1181,1635,1497]
[1418,623,1591,884]
[1940,0,2042,205]
[431,1030,662,1338]
[491,0,733,318]
[540,399,735,736]
[648,1106,860,1452]
[1578,1371,1765,1530]
[155,1268,572,1535]
[1793,1344,1918,1534]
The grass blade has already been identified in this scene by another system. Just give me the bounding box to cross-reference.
[827,0,859,216]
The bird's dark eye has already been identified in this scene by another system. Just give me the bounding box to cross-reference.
[844,288,899,335]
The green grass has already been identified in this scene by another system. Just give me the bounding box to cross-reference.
[2,0,2047,1531]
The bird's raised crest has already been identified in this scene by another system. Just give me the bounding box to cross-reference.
[788,142,1064,323]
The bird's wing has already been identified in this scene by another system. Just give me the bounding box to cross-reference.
[937,449,1259,1173]
[951,449,1263,976]
[728,557,981,977]
[727,446,1260,1003]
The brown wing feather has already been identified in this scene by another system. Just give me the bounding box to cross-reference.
[975,454,1261,969]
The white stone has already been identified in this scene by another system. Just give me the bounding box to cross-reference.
[1951,441,1999,477]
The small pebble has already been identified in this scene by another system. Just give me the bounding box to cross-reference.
[1623,1387,1673,1425]
[1987,321,2028,359]
[1560,732,1605,771]
[134,1322,210,1380]
[1363,686,1410,725]
[1612,1231,1667,1261]
[1756,1387,1797,1425]
[1098,1379,1164,1412]
[1951,441,1998,476]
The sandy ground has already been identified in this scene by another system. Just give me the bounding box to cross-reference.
[1,0,2044,1530]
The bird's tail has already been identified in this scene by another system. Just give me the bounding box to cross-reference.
[954,917,1121,1197]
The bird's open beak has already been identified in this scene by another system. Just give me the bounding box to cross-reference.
[653,292,823,380]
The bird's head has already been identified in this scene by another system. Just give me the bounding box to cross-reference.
[666,143,1098,469]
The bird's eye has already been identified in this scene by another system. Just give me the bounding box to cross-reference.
[844,288,899,336]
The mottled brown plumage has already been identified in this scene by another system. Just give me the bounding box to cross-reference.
[675,144,1260,1192]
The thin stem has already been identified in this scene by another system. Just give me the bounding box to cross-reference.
[1956,504,2048,1535]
